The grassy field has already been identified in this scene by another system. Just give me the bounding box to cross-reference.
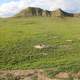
[0,17,80,72]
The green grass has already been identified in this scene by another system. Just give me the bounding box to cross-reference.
[0,17,80,71]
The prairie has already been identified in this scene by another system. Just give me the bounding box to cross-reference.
[0,17,80,72]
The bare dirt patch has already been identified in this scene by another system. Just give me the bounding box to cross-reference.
[55,72,70,79]
[34,44,48,49]
[0,69,80,80]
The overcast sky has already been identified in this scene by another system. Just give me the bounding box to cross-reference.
[0,0,80,17]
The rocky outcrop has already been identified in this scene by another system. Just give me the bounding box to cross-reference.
[42,10,51,16]
[51,9,73,17]
[15,7,43,17]
[15,7,77,17]
[15,7,33,17]
[30,7,43,16]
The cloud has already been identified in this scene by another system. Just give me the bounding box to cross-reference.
[0,0,28,17]
[0,0,80,17]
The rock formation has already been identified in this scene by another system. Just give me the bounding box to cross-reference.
[42,10,51,16]
[15,7,43,17]
[51,8,73,17]
[15,7,33,17]
[15,7,77,18]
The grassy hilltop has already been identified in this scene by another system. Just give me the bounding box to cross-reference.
[0,17,80,72]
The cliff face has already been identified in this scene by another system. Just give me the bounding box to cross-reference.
[42,10,51,16]
[15,7,80,17]
[15,7,43,17]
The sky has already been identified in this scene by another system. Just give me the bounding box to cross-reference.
[0,0,80,18]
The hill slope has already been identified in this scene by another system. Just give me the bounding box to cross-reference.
[0,17,80,71]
